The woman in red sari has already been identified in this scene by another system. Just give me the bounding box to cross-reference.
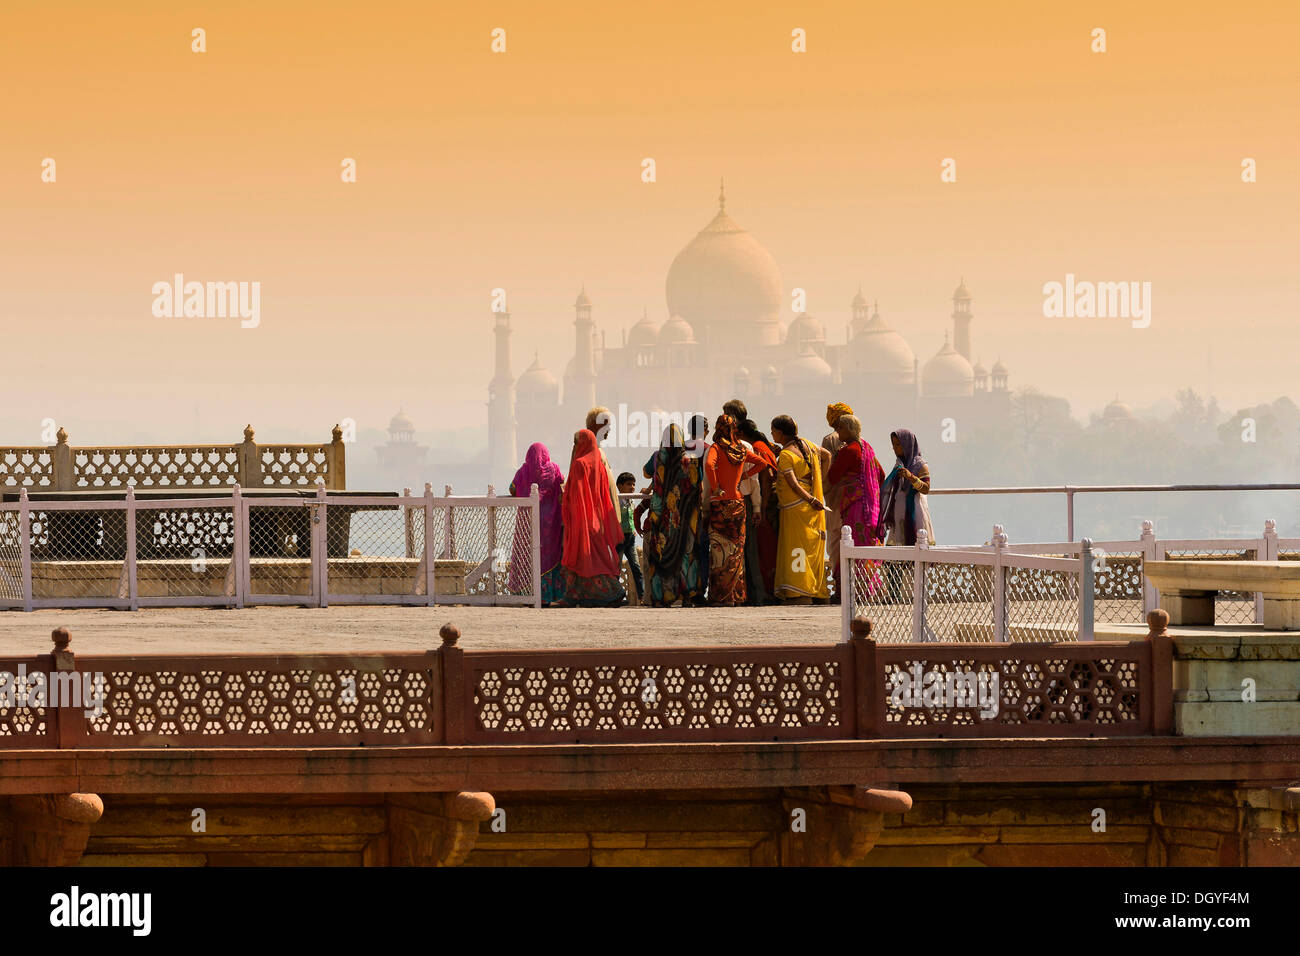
[825,415,885,600]
[704,414,773,606]
[558,429,627,607]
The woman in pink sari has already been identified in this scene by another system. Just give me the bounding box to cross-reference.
[825,415,885,601]
[508,442,566,606]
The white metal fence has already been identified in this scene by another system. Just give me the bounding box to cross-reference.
[840,526,1096,644]
[0,483,542,610]
[841,519,1299,642]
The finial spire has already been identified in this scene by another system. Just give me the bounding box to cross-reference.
[718,178,726,212]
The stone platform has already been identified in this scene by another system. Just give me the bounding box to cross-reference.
[0,604,843,655]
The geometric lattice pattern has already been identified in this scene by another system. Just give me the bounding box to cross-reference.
[850,557,915,642]
[1090,552,1144,624]
[470,654,845,742]
[75,446,240,488]
[1004,565,1080,642]
[0,660,50,747]
[881,651,1143,736]
[0,448,54,489]
[259,445,330,487]
[83,660,437,745]
[923,562,996,642]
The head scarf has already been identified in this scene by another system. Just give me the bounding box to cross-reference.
[878,429,927,542]
[561,429,624,577]
[826,402,854,427]
[712,414,745,466]
[510,443,564,582]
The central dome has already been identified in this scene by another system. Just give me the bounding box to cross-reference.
[665,184,783,348]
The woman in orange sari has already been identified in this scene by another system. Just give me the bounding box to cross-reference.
[558,429,627,607]
[704,414,773,606]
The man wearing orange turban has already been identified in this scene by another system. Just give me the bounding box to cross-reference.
[823,402,854,604]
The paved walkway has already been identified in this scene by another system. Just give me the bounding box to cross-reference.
[0,604,844,655]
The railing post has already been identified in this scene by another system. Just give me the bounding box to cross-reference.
[444,484,455,561]
[991,524,1007,643]
[314,479,328,608]
[1079,537,1095,642]
[1147,609,1174,735]
[1139,519,1158,617]
[1260,519,1278,623]
[839,525,853,642]
[530,483,542,609]
[232,484,247,608]
[330,423,347,490]
[424,482,436,607]
[403,487,414,558]
[1065,488,1075,542]
[237,424,261,488]
[124,486,138,610]
[849,619,877,737]
[51,627,82,748]
[486,484,497,600]
[438,624,466,744]
[912,530,928,642]
[53,427,74,492]
[19,488,32,612]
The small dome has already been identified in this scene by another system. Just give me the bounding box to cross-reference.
[388,411,414,433]
[516,355,559,397]
[1102,399,1133,423]
[783,346,833,386]
[659,314,696,344]
[972,359,989,377]
[849,305,916,382]
[922,334,975,397]
[574,287,592,308]
[851,287,868,310]
[785,312,825,348]
[761,365,779,380]
[627,309,661,349]
[991,358,1008,376]
[953,278,971,301]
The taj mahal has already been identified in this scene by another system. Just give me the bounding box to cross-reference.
[486,185,1014,485]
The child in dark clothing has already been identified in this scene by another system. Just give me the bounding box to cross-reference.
[615,473,645,604]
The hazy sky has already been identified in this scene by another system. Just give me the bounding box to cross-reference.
[2,0,1297,447]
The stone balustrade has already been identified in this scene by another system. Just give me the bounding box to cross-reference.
[0,424,346,491]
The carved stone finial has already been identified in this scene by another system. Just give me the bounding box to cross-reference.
[1147,608,1170,639]
[55,427,68,445]
[1141,519,1154,534]
[849,617,873,639]
[439,623,460,646]
[243,424,255,442]
[51,627,70,651]
[331,423,343,443]
[1265,519,1277,534]
[424,482,433,495]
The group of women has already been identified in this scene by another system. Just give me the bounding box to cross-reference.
[507,402,934,608]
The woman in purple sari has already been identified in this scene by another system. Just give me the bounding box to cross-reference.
[826,415,885,600]
[508,442,566,605]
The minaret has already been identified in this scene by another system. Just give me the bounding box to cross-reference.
[488,309,517,481]
[571,286,597,412]
[952,278,973,360]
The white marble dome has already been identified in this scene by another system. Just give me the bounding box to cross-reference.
[665,186,782,347]
[922,334,975,397]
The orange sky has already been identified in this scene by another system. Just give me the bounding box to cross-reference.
[1,0,1297,446]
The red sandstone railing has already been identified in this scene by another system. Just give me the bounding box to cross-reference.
[0,623,1173,749]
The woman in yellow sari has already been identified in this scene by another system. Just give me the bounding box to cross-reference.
[769,415,831,604]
